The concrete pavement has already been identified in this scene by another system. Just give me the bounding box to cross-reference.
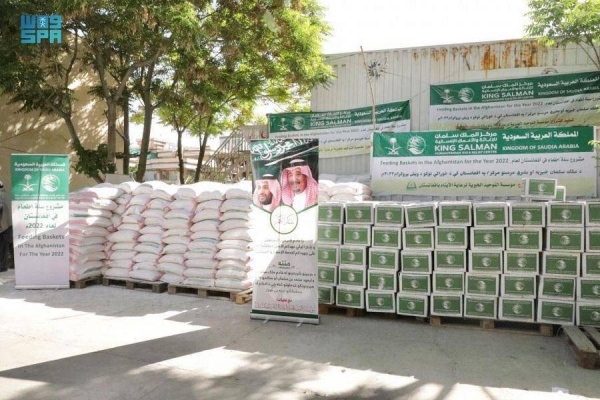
[0,269,598,400]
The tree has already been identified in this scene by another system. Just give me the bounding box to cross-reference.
[526,0,600,68]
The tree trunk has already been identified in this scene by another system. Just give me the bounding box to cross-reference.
[106,101,118,166]
[177,130,184,184]
[194,132,211,182]
[122,100,130,175]
[135,99,153,182]
[64,115,103,183]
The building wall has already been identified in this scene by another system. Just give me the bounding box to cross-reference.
[311,39,598,177]
[0,71,123,192]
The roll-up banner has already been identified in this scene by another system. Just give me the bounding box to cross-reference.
[11,154,70,289]
[249,139,320,324]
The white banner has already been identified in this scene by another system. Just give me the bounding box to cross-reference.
[249,139,319,324]
[11,154,69,289]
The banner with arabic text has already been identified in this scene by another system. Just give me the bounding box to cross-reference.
[249,139,320,324]
[269,101,410,158]
[430,71,600,130]
[11,154,69,289]
[371,127,596,197]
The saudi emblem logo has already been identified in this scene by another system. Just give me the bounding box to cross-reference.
[458,87,474,102]
[561,209,572,220]
[292,116,305,130]
[522,211,532,221]
[386,137,401,155]
[407,301,416,310]
[552,307,563,317]
[20,174,37,192]
[556,260,566,270]
[406,136,426,155]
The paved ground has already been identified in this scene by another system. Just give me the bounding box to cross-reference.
[0,270,598,400]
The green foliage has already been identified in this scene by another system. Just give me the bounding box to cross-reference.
[526,0,600,68]
[72,144,116,177]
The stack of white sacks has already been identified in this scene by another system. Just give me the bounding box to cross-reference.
[69,185,122,281]
[183,183,227,287]
[318,173,373,202]
[103,182,148,279]
[214,182,254,291]
[131,182,177,281]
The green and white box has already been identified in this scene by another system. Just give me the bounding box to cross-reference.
[554,186,566,202]
[431,294,463,317]
[585,201,600,226]
[577,302,600,327]
[366,290,396,313]
[434,249,467,271]
[504,251,540,275]
[340,245,368,267]
[502,275,537,298]
[547,202,585,227]
[345,202,374,225]
[522,178,557,199]
[375,203,404,227]
[499,298,535,322]
[465,273,499,297]
[539,276,576,301]
[336,285,364,309]
[542,251,580,277]
[338,266,366,287]
[397,294,429,317]
[469,250,503,273]
[368,247,399,271]
[401,251,432,274]
[433,271,464,294]
[318,224,342,245]
[546,228,584,252]
[537,299,575,325]
[317,245,339,266]
[368,270,397,291]
[509,202,546,227]
[435,226,468,249]
[582,252,600,277]
[318,265,337,286]
[405,202,437,227]
[371,226,401,249]
[506,227,543,251]
[586,228,600,252]
[471,227,505,250]
[318,202,345,224]
[577,278,600,302]
[343,225,372,246]
[403,228,434,251]
[399,273,431,295]
[438,201,472,226]
[464,296,498,319]
[473,202,508,227]
[318,286,335,305]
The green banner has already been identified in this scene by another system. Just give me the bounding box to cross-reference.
[269,101,410,157]
[11,155,69,201]
[371,127,596,197]
[430,71,600,130]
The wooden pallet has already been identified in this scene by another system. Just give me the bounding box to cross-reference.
[70,276,103,289]
[429,316,554,337]
[102,277,168,293]
[318,304,365,317]
[167,284,252,304]
[563,326,600,369]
